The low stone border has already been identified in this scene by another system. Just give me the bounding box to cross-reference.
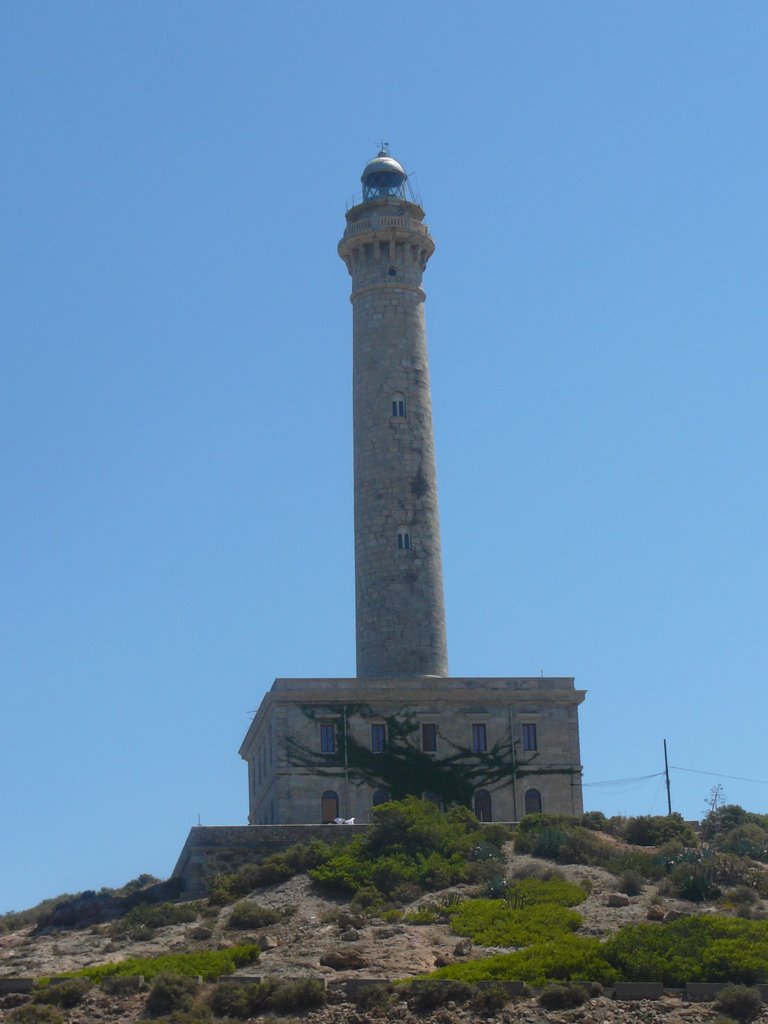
[0,979,34,994]
[614,982,664,1000]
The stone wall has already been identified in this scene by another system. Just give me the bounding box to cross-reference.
[171,824,367,897]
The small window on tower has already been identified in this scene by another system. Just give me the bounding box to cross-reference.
[320,723,336,753]
[388,266,397,277]
[421,723,437,753]
[397,527,411,550]
[391,393,406,418]
[371,723,387,753]
[522,723,538,752]
[472,723,487,753]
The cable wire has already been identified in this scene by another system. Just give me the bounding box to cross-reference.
[583,771,665,788]
[671,766,768,786]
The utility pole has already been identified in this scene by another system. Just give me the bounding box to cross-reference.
[663,739,672,815]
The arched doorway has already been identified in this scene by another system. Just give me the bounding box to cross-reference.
[524,788,542,815]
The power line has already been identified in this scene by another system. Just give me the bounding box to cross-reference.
[581,770,667,786]
[671,765,768,786]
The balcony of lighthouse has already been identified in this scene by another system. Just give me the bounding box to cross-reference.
[338,200,435,279]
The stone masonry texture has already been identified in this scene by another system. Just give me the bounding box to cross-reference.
[339,197,448,678]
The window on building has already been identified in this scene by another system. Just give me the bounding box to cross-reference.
[391,393,406,418]
[372,789,389,807]
[524,788,542,815]
[421,723,437,753]
[472,723,487,753]
[320,723,336,753]
[522,723,538,751]
[474,789,492,822]
[321,790,339,823]
[397,527,411,550]
[371,723,387,753]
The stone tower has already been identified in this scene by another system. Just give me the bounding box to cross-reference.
[338,151,448,678]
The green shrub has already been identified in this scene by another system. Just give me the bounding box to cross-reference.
[227,900,283,929]
[607,850,666,880]
[267,978,326,1012]
[617,870,645,896]
[209,841,332,902]
[145,973,199,1016]
[451,900,581,947]
[310,797,497,901]
[404,907,439,925]
[538,982,587,1009]
[623,814,698,848]
[407,979,473,1011]
[33,978,91,1008]
[143,1012,211,1024]
[581,811,607,831]
[209,978,325,1018]
[721,825,768,861]
[352,982,396,1011]
[469,983,510,1014]
[429,934,618,986]
[8,1007,66,1024]
[45,943,259,983]
[713,984,764,1023]
[506,877,587,907]
[110,901,203,936]
[208,983,253,1019]
[604,917,768,985]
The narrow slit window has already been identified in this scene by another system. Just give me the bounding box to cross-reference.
[522,723,538,751]
[472,723,487,753]
[320,723,336,753]
[371,723,387,752]
[474,789,492,822]
[397,528,411,550]
[421,723,437,753]
[391,393,406,418]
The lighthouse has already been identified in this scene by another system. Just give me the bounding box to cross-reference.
[338,150,448,679]
[235,150,585,829]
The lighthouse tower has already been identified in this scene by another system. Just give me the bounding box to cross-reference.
[231,149,586,836]
[338,151,448,679]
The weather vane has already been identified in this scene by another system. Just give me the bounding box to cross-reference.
[378,139,390,154]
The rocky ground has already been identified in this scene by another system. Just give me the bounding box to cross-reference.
[0,848,765,1023]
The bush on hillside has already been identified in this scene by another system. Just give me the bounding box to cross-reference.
[713,984,764,1023]
[8,1007,66,1024]
[406,980,473,1011]
[208,840,333,904]
[429,933,618,986]
[622,814,698,848]
[721,824,768,861]
[450,900,582,947]
[110,901,203,936]
[538,982,587,1009]
[309,798,501,900]
[44,944,259,983]
[208,978,325,1018]
[32,979,91,1008]
[145,973,200,1016]
[227,900,284,929]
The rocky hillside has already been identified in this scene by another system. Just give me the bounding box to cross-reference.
[2,803,768,1023]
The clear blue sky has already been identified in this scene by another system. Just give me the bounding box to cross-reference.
[2,2,767,915]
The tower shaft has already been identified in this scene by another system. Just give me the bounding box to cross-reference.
[339,194,448,678]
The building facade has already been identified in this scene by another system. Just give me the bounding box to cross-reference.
[239,151,585,824]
